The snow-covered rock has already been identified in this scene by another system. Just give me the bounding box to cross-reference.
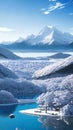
[0,64,18,78]
[0,47,20,59]
[33,55,73,79]
[0,90,18,104]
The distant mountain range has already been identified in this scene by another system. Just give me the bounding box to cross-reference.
[0,26,73,51]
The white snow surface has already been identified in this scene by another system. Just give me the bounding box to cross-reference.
[33,55,73,79]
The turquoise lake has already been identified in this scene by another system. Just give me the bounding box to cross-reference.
[0,103,73,130]
[0,104,47,130]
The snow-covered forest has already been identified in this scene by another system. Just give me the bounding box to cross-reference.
[0,46,73,115]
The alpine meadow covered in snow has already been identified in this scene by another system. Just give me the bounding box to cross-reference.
[0,0,73,130]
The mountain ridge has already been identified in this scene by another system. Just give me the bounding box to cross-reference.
[0,26,73,51]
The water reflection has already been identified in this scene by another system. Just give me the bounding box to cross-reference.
[0,104,17,116]
[39,115,73,130]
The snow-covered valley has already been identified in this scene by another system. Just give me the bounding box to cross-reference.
[0,48,73,116]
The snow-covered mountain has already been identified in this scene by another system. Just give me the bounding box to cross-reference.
[33,55,73,79]
[34,26,73,45]
[0,47,20,59]
[0,26,73,51]
[0,78,43,98]
[49,52,70,59]
[35,56,73,115]
[37,74,73,115]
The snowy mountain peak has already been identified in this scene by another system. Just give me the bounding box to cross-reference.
[37,26,73,45]
[0,26,73,50]
[16,37,25,43]
[25,34,35,40]
[38,26,57,36]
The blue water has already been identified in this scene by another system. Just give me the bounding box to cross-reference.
[0,104,47,130]
[0,103,73,130]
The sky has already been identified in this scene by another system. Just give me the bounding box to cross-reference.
[0,0,73,42]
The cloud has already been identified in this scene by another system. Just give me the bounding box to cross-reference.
[42,1,66,15]
[49,0,57,1]
[0,27,14,32]
[69,13,73,15]
[41,8,46,11]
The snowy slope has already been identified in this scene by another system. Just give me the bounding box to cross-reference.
[0,58,46,99]
[32,55,73,115]
[0,78,43,98]
[0,53,73,115]
[0,47,20,59]
[37,74,73,115]
[33,55,73,79]
[0,64,18,78]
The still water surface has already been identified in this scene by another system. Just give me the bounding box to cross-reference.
[0,104,73,130]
